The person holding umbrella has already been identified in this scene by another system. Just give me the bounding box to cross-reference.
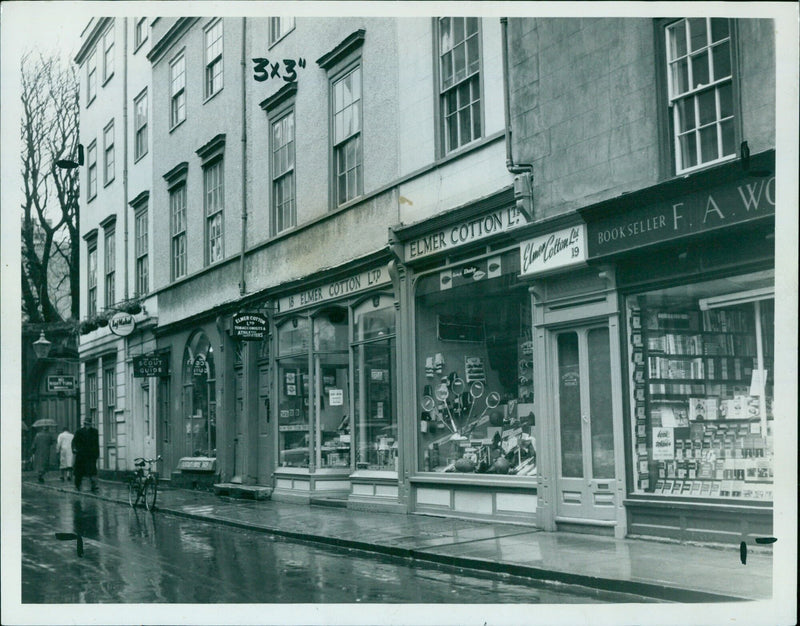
[72,417,99,492]
[30,421,56,483]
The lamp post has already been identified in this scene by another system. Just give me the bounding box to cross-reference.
[32,331,52,359]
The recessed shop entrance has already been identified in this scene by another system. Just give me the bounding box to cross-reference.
[551,324,619,528]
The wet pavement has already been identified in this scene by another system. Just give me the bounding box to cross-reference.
[20,475,773,603]
[21,486,650,604]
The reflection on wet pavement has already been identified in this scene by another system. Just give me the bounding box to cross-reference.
[22,486,648,604]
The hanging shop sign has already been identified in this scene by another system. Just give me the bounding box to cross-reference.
[277,265,391,313]
[232,311,268,340]
[586,175,775,258]
[47,376,76,392]
[405,207,526,261]
[108,311,136,337]
[133,354,170,378]
[519,224,587,277]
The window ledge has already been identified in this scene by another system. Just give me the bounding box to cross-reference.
[102,72,114,87]
[674,153,738,178]
[203,87,223,105]
[133,150,148,165]
[87,95,96,109]
[268,26,296,50]
[169,118,186,134]
[103,177,115,188]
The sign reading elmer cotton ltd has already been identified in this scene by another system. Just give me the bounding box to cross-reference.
[278,266,391,313]
[520,224,587,277]
[405,207,526,261]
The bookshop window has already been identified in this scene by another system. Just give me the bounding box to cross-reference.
[352,295,397,471]
[414,252,536,476]
[626,270,774,501]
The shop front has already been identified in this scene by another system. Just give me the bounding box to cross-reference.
[391,188,544,524]
[269,253,401,509]
[580,150,776,543]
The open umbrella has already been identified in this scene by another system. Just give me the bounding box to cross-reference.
[32,418,57,428]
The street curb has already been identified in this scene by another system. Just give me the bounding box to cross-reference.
[23,481,753,603]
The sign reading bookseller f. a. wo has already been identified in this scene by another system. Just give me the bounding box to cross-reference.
[587,175,775,257]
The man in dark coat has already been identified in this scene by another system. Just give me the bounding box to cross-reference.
[72,418,100,491]
[30,426,55,483]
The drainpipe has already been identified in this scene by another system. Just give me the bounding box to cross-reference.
[123,17,130,300]
[500,17,534,222]
[239,17,248,296]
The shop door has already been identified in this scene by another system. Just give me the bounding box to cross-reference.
[553,325,617,522]
[233,369,244,480]
[314,353,350,469]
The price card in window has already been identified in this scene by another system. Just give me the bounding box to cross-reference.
[329,388,343,406]
[652,427,675,460]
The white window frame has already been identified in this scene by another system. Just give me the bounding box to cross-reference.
[87,50,97,106]
[170,53,186,129]
[104,227,115,307]
[269,17,295,46]
[134,17,148,50]
[171,184,188,280]
[87,241,97,318]
[204,19,223,100]
[204,159,224,265]
[103,23,115,83]
[665,17,736,175]
[86,140,97,201]
[103,120,115,185]
[87,370,98,424]
[332,65,362,207]
[134,208,149,295]
[134,89,148,160]
[103,364,117,444]
[437,17,483,155]
[271,110,296,234]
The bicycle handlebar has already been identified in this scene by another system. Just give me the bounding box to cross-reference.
[133,456,163,466]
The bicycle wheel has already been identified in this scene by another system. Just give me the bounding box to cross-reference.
[128,479,141,508]
[144,478,158,511]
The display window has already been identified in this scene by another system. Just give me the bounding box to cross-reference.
[626,270,774,501]
[182,331,217,458]
[276,316,311,467]
[352,295,397,471]
[414,250,536,476]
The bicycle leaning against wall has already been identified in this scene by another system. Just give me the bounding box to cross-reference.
[128,456,162,511]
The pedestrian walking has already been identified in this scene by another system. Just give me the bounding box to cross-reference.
[30,426,55,483]
[72,418,99,492]
[56,426,75,482]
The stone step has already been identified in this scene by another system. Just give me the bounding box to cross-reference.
[213,483,272,500]
[309,496,348,508]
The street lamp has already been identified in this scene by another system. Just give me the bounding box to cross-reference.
[55,144,84,170]
[32,331,52,359]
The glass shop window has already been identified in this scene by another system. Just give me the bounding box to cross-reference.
[313,308,350,469]
[626,270,774,501]
[182,331,216,458]
[414,252,535,476]
[352,295,397,471]
[276,316,310,468]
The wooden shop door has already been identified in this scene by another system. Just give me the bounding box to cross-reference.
[552,325,617,524]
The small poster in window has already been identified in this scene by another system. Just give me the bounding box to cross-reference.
[652,427,675,460]
[465,356,486,383]
[329,388,344,406]
[286,384,297,396]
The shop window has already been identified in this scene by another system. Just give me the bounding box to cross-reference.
[414,251,536,475]
[276,316,310,468]
[352,295,397,471]
[664,18,736,174]
[626,270,774,502]
[159,376,171,443]
[182,331,216,458]
[86,368,98,425]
